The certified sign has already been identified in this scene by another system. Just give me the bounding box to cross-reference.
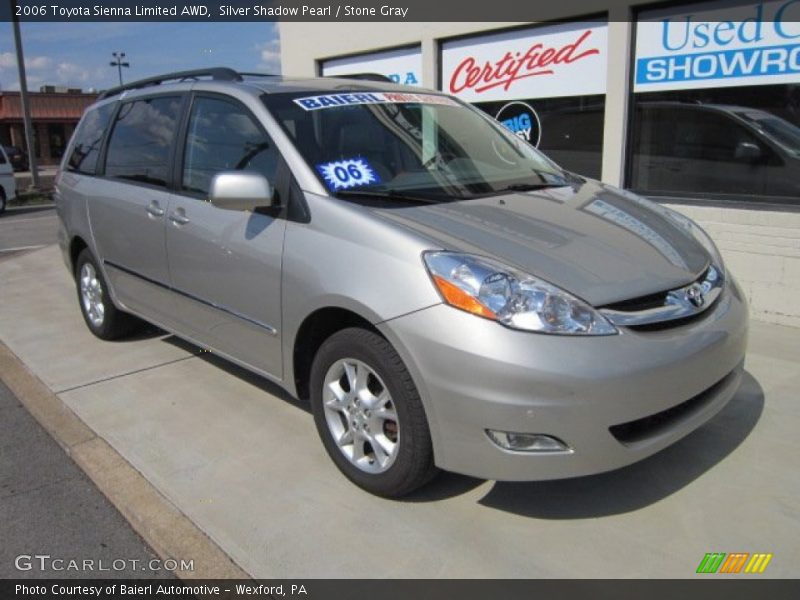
[495,101,541,146]
[441,21,608,102]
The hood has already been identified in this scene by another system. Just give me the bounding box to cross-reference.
[371,180,710,306]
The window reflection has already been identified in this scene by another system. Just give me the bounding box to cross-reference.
[629,84,800,204]
[105,97,181,187]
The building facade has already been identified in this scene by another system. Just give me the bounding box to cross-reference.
[280,1,800,327]
[0,88,97,166]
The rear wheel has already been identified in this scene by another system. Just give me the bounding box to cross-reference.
[75,248,140,340]
[310,327,438,497]
[0,188,6,214]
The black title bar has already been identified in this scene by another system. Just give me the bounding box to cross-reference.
[3,579,800,600]
[0,0,698,22]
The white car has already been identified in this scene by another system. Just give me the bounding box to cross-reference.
[0,145,17,214]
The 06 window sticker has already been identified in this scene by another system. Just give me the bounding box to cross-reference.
[316,158,381,191]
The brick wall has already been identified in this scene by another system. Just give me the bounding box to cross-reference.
[668,203,800,328]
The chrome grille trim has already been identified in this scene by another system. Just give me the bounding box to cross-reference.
[600,265,724,327]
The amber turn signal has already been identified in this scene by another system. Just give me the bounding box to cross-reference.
[432,275,497,320]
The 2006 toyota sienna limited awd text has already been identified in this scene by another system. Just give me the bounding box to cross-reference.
[55,69,748,497]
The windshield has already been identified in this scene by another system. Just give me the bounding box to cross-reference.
[263,90,569,201]
[736,110,800,156]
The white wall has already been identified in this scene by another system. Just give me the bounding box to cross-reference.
[279,20,800,328]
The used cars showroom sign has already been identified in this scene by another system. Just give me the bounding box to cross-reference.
[441,21,608,102]
[635,0,800,91]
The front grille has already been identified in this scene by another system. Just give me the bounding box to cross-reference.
[601,289,672,313]
[624,307,714,332]
[609,368,737,446]
[599,266,723,331]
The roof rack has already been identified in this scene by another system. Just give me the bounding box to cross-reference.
[327,73,394,83]
[98,67,243,100]
[238,72,281,78]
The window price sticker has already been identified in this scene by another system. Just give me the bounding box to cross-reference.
[316,158,381,191]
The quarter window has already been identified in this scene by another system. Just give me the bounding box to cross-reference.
[67,103,115,175]
[182,96,279,196]
[104,96,182,187]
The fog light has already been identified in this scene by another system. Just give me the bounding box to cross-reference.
[486,430,569,453]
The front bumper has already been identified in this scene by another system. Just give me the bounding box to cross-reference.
[378,278,748,481]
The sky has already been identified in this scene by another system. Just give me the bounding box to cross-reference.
[0,21,280,92]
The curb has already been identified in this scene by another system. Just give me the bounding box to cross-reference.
[6,202,56,210]
[0,341,251,580]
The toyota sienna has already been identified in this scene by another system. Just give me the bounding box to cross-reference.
[55,69,748,496]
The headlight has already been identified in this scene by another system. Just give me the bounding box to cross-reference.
[423,252,618,335]
[660,207,726,277]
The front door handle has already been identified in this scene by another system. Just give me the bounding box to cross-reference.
[146,201,165,217]
[169,209,190,226]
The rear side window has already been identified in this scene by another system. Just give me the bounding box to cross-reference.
[181,96,279,196]
[67,103,115,175]
[0,149,6,164]
[104,96,182,187]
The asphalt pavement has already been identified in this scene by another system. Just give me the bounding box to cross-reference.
[0,201,171,575]
[0,378,174,579]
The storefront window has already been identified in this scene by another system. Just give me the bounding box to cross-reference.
[630,85,800,201]
[630,1,800,204]
[471,96,605,179]
[48,123,66,159]
[320,46,422,86]
[440,21,608,180]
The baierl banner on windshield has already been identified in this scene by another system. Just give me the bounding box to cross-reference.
[440,21,608,102]
[635,0,800,92]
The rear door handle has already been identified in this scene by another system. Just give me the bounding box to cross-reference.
[146,201,165,217]
[169,209,190,226]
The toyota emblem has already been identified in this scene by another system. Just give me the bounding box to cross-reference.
[686,284,705,308]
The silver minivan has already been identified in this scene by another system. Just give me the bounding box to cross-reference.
[56,69,748,497]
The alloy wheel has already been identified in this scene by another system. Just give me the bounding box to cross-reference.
[79,262,105,328]
[322,358,400,474]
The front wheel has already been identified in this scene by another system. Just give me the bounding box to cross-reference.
[75,249,140,340]
[310,328,438,497]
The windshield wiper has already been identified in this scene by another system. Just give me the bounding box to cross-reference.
[334,189,446,204]
[495,182,567,193]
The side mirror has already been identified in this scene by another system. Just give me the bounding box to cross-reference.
[734,141,762,162]
[208,171,276,212]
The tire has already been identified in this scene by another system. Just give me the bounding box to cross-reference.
[0,188,6,214]
[310,327,438,497]
[75,248,140,340]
